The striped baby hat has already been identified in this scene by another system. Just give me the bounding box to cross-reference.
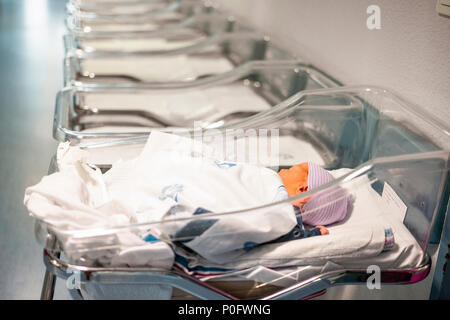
[301,162,350,226]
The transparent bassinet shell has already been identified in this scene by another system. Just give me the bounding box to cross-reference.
[66,0,219,35]
[55,61,340,143]
[67,0,186,20]
[63,32,296,88]
[34,86,450,299]
[64,13,247,54]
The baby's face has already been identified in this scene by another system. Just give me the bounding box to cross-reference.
[278,162,311,208]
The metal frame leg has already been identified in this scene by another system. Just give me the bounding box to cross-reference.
[40,219,60,300]
[41,269,57,300]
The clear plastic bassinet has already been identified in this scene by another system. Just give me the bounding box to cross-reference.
[67,0,187,20]
[54,60,341,143]
[66,0,220,35]
[64,13,247,54]
[60,33,296,88]
[64,32,296,87]
[36,86,450,300]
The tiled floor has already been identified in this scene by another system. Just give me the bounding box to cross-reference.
[0,0,70,299]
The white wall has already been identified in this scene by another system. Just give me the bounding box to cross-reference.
[213,0,449,300]
[214,0,450,122]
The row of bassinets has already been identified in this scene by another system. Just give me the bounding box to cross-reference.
[27,0,450,300]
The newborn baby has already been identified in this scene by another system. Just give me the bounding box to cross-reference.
[274,162,350,242]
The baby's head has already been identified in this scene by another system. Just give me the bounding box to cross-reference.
[278,162,349,226]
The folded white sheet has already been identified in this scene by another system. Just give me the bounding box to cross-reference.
[81,54,234,82]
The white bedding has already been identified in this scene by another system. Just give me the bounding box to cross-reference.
[27,131,302,268]
[81,37,204,52]
[81,54,234,82]
[54,137,424,273]
[175,169,423,280]
[80,22,160,33]
[49,133,424,289]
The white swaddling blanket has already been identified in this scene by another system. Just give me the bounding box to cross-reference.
[25,131,297,267]
[81,54,234,82]
[103,131,297,263]
[24,160,175,269]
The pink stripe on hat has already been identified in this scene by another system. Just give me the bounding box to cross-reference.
[301,162,349,226]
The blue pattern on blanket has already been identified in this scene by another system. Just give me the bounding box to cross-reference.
[159,184,183,202]
[193,207,212,215]
[214,160,237,169]
[272,185,289,202]
[142,233,160,243]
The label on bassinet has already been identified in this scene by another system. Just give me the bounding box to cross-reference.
[382,182,407,222]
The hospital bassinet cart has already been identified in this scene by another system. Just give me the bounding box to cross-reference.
[37,86,450,300]
[63,32,297,87]
[31,0,450,300]
[53,60,341,143]
[67,0,188,20]
[66,0,221,36]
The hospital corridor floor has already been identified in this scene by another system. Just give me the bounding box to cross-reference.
[0,0,71,299]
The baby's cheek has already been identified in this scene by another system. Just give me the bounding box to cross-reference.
[285,185,300,197]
